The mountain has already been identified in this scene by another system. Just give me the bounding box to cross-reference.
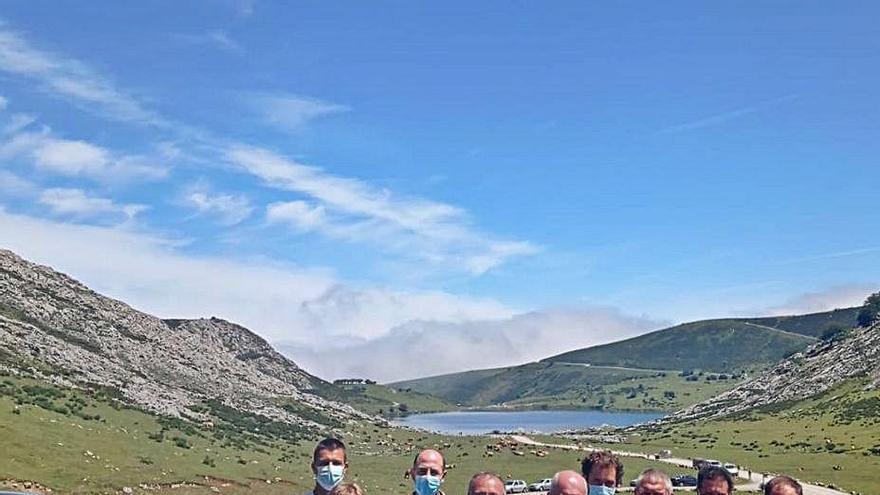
[0,249,368,429]
[393,310,860,408]
[669,319,880,421]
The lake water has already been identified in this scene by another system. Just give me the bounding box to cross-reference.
[393,410,664,435]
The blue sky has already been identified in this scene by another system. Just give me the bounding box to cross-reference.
[1,2,878,380]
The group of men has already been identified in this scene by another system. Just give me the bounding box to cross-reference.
[306,437,805,495]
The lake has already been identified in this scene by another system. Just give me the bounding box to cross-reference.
[393,410,664,435]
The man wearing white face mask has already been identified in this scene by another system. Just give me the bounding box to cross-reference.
[305,437,348,495]
[410,448,446,495]
[580,450,624,495]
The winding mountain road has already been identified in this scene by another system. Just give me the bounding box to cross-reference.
[509,435,846,495]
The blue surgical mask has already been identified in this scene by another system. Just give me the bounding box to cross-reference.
[414,474,443,495]
[315,464,345,491]
[588,485,615,495]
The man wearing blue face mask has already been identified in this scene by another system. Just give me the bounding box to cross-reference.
[580,451,624,495]
[305,437,348,495]
[410,448,446,495]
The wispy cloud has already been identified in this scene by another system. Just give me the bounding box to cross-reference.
[170,30,244,55]
[183,183,253,226]
[658,94,799,134]
[0,24,165,126]
[281,307,663,382]
[246,93,349,132]
[758,284,878,317]
[778,247,880,265]
[2,129,169,182]
[0,169,37,198]
[229,145,539,275]
[39,187,148,221]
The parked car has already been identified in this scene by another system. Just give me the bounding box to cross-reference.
[505,480,528,493]
[723,463,739,476]
[704,459,722,468]
[672,475,698,487]
[528,479,552,492]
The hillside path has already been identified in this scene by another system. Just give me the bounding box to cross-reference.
[551,362,674,373]
[509,435,845,495]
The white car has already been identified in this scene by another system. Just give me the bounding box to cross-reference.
[704,459,722,468]
[528,479,552,492]
[505,480,528,493]
[723,463,739,476]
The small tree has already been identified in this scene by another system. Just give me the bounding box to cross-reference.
[857,291,880,327]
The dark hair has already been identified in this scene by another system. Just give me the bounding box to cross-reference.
[763,476,802,495]
[313,437,347,463]
[468,472,504,495]
[697,467,733,495]
[580,451,624,487]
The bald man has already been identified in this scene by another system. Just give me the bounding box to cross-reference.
[634,469,672,495]
[468,472,505,495]
[549,470,587,495]
[410,448,446,495]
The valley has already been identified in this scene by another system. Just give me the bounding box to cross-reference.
[1,249,878,495]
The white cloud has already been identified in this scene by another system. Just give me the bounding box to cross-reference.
[247,93,349,131]
[33,139,109,175]
[760,284,878,316]
[0,95,7,110]
[0,210,521,381]
[0,125,169,182]
[281,308,663,382]
[184,184,253,225]
[228,145,539,275]
[266,200,326,231]
[39,188,147,220]
[0,25,164,126]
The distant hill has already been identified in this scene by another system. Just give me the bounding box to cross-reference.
[544,319,817,372]
[393,309,861,408]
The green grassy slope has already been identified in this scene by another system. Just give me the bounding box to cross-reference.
[545,320,814,372]
[0,371,711,495]
[393,362,740,410]
[331,383,457,417]
[741,307,860,338]
[585,378,880,495]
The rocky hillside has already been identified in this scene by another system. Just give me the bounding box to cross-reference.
[669,320,880,421]
[0,249,368,428]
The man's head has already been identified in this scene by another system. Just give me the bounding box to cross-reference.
[763,476,802,495]
[311,438,348,492]
[467,472,505,495]
[697,466,733,495]
[549,470,587,495]
[411,449,445,495]
[634,469,672,495]
[580,451,624,489]
[330,482,364,495]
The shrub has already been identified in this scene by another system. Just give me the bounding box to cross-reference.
[857,292,880,327]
